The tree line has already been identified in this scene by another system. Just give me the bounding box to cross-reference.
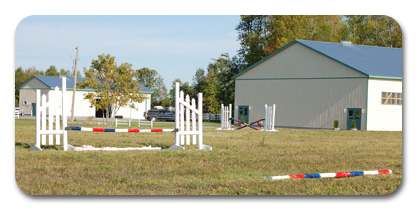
[15,65,81,106]
[15,15,401,114]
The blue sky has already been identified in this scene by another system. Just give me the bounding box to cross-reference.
[15,15,241,89]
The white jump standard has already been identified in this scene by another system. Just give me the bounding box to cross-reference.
[216,103,232,130]
[263,104,277,132]
[30,78,211,151]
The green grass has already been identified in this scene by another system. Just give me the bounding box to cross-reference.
[15,119,402,195]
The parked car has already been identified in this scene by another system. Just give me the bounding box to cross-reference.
[146,110,175,121]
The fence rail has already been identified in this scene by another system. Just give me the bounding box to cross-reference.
[202,113,222,122]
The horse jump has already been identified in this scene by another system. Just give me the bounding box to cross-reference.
[216,104,232,130]
[30,77,211,151]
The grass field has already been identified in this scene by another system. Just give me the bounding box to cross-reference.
[15,119,402,195]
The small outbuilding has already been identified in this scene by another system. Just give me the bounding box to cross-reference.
[18,75,153,120]
[233,40,402,131]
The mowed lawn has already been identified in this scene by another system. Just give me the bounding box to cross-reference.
[15,119,402,195]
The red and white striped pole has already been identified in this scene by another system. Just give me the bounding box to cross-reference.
[266,169,392,180]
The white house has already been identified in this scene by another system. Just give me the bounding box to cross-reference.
[18,75,153,120]
[233,40,402,131]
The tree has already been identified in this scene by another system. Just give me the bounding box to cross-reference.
[135,67,169,107]
[59,68,72,77]
[347,15,402,48]
[192,68,206,94]
[236,15,270,67]
[59,68,82,77]
[45,65,59,76]
[78,54,146,126]
[190,54,243,113]
[15,67,44,106]
[169,79,193,105]
[15,67,25,106]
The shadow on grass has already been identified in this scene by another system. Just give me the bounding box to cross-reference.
[136,142,171,149]
[15,142,59,150]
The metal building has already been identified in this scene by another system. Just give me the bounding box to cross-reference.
[233,40,402,131]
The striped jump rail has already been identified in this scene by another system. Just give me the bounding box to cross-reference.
[66,126,177,133]
[230,118,264,130]
[266,169,392,180]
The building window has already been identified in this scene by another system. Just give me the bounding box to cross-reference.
[381,92,402,105]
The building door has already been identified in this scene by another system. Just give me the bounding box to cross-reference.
[238,105,249,123]
[31,103,36,116]
[347,108,361,130]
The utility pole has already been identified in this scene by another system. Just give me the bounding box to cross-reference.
[71,46,79,122]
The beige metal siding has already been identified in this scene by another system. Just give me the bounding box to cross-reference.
[238,43,367,79]
[234,42,369,130]
[235,78,368,130]
[18,78,50,116]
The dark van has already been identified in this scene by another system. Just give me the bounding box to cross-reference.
[146,110,175,121]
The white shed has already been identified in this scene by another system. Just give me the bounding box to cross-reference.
[18,75,153,120]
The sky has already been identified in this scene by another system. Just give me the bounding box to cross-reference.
[15,15,241,89]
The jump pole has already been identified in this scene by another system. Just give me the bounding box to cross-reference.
[266,169,392,180]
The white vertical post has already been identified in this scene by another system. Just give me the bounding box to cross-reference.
[228,104,232,130]
[186,95,190,145]
[263,104,268,131]
[115,118,118,127]
[41,94,46,145]
[192,98,196,145]
[266,106,272,130]
[175,82,180,146]
[48,93,53,145]
[220,104,224,129]
[129,119,131,127]
[35,89,41,149]
[180,91,185,145]
[272,104,276,130]
[198,93,203,150]
[62,77,68,151]
[55,87,60,145]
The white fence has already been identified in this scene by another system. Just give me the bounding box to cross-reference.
[115,118,131,127]
[30,77,69,151]
[139,119,154,128]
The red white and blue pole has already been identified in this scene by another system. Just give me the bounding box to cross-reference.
[66,126,176,133]
[266,169,392,180]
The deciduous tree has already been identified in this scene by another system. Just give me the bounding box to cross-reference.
[78,54,146,126]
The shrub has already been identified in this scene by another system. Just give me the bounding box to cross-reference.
[334,120,339,128]
[351,120,356,129]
